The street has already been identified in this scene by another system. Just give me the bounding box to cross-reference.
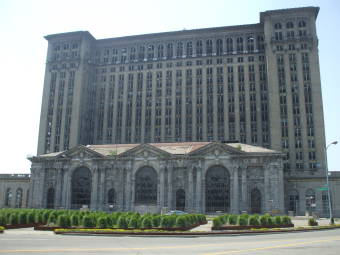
[1,228,340,254]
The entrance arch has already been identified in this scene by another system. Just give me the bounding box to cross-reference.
[176,189,185,211]
[71,167,92,209]
[250,188,262,214]
[205,165,230,212]
[135,166,158,204]
[46,187,55,209]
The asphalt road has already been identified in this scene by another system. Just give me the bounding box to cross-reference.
[1,228,340,255]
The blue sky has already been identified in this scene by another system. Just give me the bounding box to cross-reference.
[0,0,339,173]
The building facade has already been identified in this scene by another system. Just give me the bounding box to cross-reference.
[29,142,286,214]
[37,7,325,178]
[0,174,30,209]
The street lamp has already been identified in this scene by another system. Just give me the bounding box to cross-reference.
[324,141,338,224]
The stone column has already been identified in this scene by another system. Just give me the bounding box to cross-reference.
[55,168,64,209]
[98,168,106,210]
[231,166,239,214]
[167,167,173,209]
[264,164,270,213]
[62,168,70,209]
[159,167,165,209]
[91,167,99,210]
[188,167,194,212]
[125,168,132,211]
[241,167,247,212]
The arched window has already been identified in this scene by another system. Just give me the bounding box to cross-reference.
[186,41,193,57]
[157,44,164,58]
[236,37,243,53]
[135,166,157,204]
[257,35,264,51]
[108,188,116,205]
[286,21,294,29]
[15,188,23,208]
[176,42,183,57]
[247,36,254,53]
[129,47,136,61]
[250,188,262,214]
[216,39,223,56]
[46,187,55,209]
[288,189,299,213]
[196,40,203,56]
[298,20,306,27]
[138,45,145,61]
[176,189,185,211]
[206,39,213,56]
[71,167,92,209]
[147,45,154,60]
[305,189,316,214]
[205,166,230,212]
[5,188,12,207]
[274,23,282,29]
[226,38,233,54]
[166,43,173,59]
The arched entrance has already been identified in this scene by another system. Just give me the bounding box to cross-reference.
[250,188,262,214]
[71,167,92,209]
[46,187,55,209]
[176,189,185,211]
[205,165,230,212]
[135,166,158,205]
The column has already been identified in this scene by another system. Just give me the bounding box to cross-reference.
[55,168,63,208]
[62,169,70,209]
[241,167,247,212]
[91,167,99,210]
[167,167,173,209]
[264,165,270,213]
[159,167,165,209]
[188,167,194,212]
[231,166,239,214]
[98,168,106,210]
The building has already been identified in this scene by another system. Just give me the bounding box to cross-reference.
[2,6,339,216]
[29,142,286,214]
[0,174,30,208]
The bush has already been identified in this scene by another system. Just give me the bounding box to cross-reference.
[57,215,70,228]
[259,215,269,226]
[141,217,152,229]
[248,215,260,226]
[228,215,237,225]
[221,214,229,224]
[117,217,128,228]
[8,214,18,225]
[160,216,171,228]
[0,215,5,226]
[176,216,189,228]
[18,212,27,224]
[274,216,282,226]
[82,215,94,228]
[128,217,138,229]
[267,216,274,225]
[34,213,43,224]
[96,217,108,228]
[213,217,222,228]
[151,216,161,228]
[308,218,318,226]
[282,216,292,225]
[47,214,57,225]
[237,215,248,226]
[26,212,35,224]
[42,211,50,223]
[70,215,79,227]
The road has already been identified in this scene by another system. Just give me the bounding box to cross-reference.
[1,228,340,254]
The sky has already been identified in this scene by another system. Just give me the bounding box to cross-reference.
[0,0,339,173]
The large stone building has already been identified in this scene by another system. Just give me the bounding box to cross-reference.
[1,7,339,216]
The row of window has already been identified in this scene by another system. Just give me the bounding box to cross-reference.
[4,188,29,208]
[274,20,307,30]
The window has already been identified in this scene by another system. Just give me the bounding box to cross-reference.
[206,39,213,56]
[286,21,294,29]
[236,37,243,53]
[71,167,92,209]
[274,23,282,29]
[186,41,193,57]
[5,188,12,206]
[135,166,157,204]
[107,188,116,205]
[298,20,306,28]
[216,39,223,56]
[196,40,203,56]
[226,38,233,53]
[46,187,55,209]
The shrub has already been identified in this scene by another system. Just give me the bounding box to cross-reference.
[42,211,50,223]
[117,216,128,228]
[47,214,57,225]
[160,216,171,228]
[308,218,318,226]
[282,216,292,225]
[176,216,188,228]
[18,212,27,225]
[237,215,248,226]
[228,214,237,225]
[151,216,161,228]
[213,217,222,228]
[267,216,274,225]
[82,215,94,228]
[221,214,229,224]
[141,217,152,229]
[0,214,5,226]
[259,215,269,226]
[248,215,260,226]
[26,212,35,224]
[34,213,43,224]
[57,215,70,228]
[128,217,138,229]
[96,217,108,229]
[70,215,79,227]
[274,216,282,226]
[8,214,18,225]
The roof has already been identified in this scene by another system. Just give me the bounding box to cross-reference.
[35,142,281,159]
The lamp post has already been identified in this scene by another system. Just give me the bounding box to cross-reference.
[324,141,338,224]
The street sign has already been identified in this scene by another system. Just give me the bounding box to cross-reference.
[319,187,328,191]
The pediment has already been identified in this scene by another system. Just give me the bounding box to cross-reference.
[189,142,244,157]
[119,144,171,158]
[58,145,106,160]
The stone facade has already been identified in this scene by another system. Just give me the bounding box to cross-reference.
[28,142,285,214]
[0,174,30,208]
